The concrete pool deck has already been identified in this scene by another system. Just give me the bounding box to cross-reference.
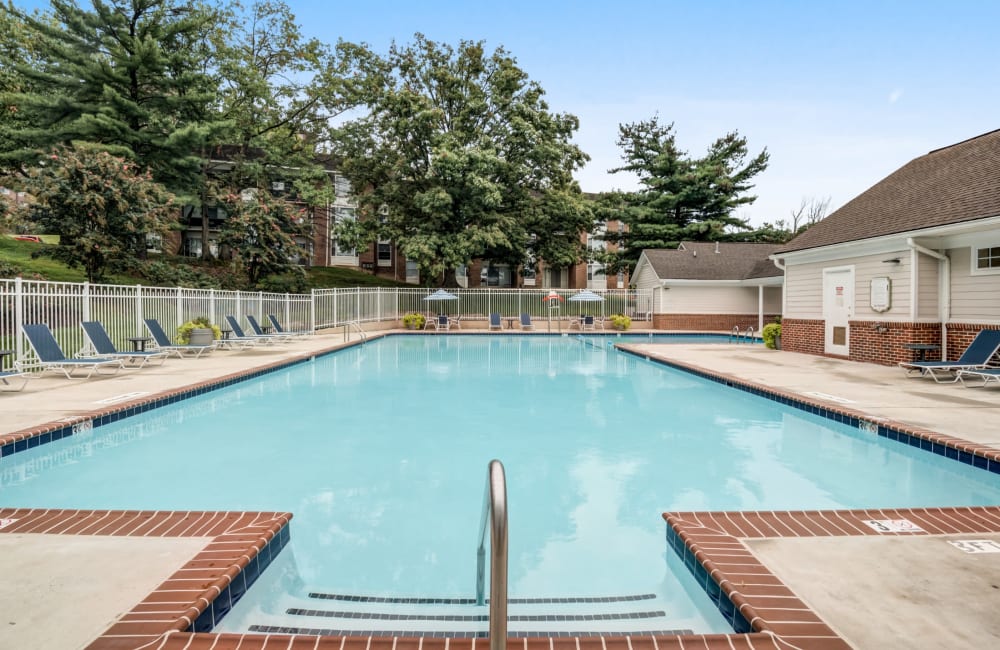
[1,330,999,649]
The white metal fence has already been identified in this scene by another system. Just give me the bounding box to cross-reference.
[1,278,652,369]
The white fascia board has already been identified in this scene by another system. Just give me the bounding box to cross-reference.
[663,278,782,287]
[772,214,1000,265]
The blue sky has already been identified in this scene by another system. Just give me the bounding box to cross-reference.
[14,0,1000,226]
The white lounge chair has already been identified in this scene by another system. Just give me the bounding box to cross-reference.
[898,330,1000,382]
[20,323,123,378]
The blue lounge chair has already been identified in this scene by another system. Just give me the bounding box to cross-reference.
[489,313,502,330]
[957,368,1000,387]
[81,321,168,368]
[0,369,29,392]
[143,318,215,358]
[20,323,123,378]
[899,330,1000,382]
[267,314,311,336]
[224,316,278,346]
[519,313,534,330]
[246,315,293,342]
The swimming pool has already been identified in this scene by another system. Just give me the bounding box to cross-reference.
[2,334,999,637]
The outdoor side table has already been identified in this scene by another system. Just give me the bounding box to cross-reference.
[0,349,14,370]
[903,343,940,362]
[126,337,152,352]
[505,317,516,329]
[219,329,233,340]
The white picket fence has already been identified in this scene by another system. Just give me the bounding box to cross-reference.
[0,277,653,367]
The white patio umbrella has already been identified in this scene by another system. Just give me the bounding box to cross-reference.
[567,290,605,316]
[422,288,459,316]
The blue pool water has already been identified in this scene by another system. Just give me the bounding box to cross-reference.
[2,334,999,635]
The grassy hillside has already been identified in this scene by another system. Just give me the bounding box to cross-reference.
[0,234,415,289]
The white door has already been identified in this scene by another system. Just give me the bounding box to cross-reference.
[823,267,854,356]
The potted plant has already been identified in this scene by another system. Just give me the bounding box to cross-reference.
[178,316,221,345]
[402,312,426,330]
[762,322,782,349]
[609,314,632,331]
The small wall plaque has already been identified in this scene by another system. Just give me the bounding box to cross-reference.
[870,276,891,313]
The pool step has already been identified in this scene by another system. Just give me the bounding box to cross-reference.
[246,592,693,637]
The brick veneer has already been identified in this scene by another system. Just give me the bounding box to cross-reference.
[781,320,1000,366]
[653,313,779,331]
[780,318,825,356]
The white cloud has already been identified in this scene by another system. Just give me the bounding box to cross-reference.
[889,88,904,104]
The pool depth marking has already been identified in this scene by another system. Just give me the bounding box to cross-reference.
[862,519,925,533]
[948,539,1000,553]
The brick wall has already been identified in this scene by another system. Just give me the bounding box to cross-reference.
[781,319,825,356]
[653,313,780,331]
[782,320,1000,366]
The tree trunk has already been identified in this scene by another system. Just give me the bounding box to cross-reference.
[441,267,460,288]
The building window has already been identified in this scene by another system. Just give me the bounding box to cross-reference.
[333,207,356,257]
[974,245,1000,273]
[334,175,352,199]
[377,242,392,267]
[617,270,625,289]
[405,260,419,283]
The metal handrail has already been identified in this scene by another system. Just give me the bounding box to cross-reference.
[343,320,367,343]
[476,459,508,650]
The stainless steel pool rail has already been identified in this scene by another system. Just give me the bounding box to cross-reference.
[343,320,367,343]
[476,459,508,650]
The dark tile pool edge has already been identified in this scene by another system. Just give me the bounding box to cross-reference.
[616,346,1000,475]
[0,335,384,460]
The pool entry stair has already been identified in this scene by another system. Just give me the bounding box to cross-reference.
[246,591,694,637]
[242,461,693,639]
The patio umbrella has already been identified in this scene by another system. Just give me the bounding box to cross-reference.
[567,289,605,316]
[422,288,459,315]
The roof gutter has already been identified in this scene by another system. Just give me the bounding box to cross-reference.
[907,238,950,360]
[770,256,786,321]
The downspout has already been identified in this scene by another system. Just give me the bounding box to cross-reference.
[772,257,786,321]
[907,238,950,360]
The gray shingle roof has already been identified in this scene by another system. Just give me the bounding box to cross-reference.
[777,129,1000,254]
[642,242,783,281]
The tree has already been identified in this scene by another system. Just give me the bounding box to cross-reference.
[201,0,348,265]
[602,116,769,272]
[333,34,591,287]
[0,0,224,201]
[217,189,308,288]
[17,145,175,281]
[741,196,830,243]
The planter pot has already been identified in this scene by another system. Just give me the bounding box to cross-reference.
[774,335,782,350]
[189,328,214,346]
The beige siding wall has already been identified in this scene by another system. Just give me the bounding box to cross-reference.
[632,263,660,292]
[764,286,782,313]
[916,252,940,320]
[785,252,913,320]
[665,285,770,313]
[949,246,1000,322]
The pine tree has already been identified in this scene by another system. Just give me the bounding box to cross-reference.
[0,0,226,203]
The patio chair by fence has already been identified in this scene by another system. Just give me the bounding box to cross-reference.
[267,314,311,336]
[143,319,215,358]
[519,313,534,330]
[246,315,293,342]
[489,313,502,330]
[81,321,168,368]
[0,369,30,392]
[224,316,280,346]
[19,323,124,379]
[898,330,1000,382]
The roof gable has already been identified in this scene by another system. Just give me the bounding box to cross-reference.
[642,242,783,281]
[778,129,1000,253]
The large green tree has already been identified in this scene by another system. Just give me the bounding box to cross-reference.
[0,0,224,201]
[18,145,175,282]
[333,34,592,287]
[601,117,769,272]
[200,0,348,267]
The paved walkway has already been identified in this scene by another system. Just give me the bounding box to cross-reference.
[2,333,1000,649]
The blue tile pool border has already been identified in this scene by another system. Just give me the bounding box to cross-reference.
[616,346,1000,476]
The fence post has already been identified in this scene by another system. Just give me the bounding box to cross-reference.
[285,293,291,327]
[209,288,216,325]
[310,289,316,332]
[356,288,360,323]
[136,285,144,334]
[14,276,23,364]
[82,281,91,322]
[258,291,263,320]
[333,289,338,327]
[395,287,400,321]
[376,287,381,323]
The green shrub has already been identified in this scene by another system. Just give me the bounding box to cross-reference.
[402,312,426,329]
[177,316,222,343]
[762,322,782,349]
[609,313,632,330]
